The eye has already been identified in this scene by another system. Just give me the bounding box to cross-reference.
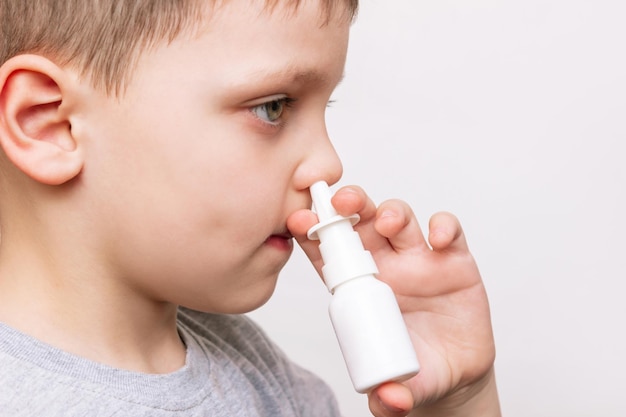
[251,97,295,125]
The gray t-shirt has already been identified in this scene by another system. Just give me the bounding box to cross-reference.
[0,308,340,416]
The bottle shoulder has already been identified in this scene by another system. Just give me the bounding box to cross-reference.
[331,275,393,297]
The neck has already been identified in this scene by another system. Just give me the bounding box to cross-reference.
[0,235,186,374]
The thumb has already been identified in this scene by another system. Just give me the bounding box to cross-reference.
[368,382,414,417]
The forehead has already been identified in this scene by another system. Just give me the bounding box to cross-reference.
[210,1,349,56]
[127,0,350,97]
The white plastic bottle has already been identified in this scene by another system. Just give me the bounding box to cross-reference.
[307,181,420,393]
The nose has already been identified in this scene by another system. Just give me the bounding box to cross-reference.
[293,126,343,191]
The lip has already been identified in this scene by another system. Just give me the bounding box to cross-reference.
[264,232,294,251]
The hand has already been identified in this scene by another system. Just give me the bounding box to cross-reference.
[287,185,500,417]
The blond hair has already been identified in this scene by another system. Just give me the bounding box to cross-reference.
[0,0,358,95]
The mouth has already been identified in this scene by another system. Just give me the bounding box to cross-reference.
[264,231,294,251]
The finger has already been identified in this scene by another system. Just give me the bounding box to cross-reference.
[286,209,324,271]
[368,382,414,417]
[375,199,429,252]
[428,211,469,253]
[332,186,408,253]
[331,185,378,222]
[286,208,317,238]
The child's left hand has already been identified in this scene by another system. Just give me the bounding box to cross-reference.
[287,185,499,417]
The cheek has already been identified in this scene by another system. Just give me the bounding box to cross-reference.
[133,221,287,313]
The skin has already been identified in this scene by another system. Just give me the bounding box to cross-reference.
[0,1,500,416]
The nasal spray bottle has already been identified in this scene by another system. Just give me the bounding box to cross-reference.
[307,181,420,393]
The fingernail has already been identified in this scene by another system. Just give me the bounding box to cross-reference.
[380,209,398,218]
[338,186,359,196]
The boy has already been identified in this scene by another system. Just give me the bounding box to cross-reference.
[0,1,500,416]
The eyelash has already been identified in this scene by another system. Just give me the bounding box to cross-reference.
[247,97,337,131]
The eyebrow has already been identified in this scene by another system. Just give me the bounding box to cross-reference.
[237,65,345,91]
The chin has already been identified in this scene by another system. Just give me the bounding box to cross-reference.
[185,273,280,315]
[220,287,277,315]
[232,291,275,314]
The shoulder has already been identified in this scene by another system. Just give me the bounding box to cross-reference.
[177,307,341,417]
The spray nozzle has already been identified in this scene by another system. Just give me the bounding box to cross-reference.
[307,181,359,240]
[306,181,378,292]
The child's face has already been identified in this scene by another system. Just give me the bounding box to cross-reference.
[79,1,349,313]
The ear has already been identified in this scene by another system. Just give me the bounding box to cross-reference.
[0,55,83,185]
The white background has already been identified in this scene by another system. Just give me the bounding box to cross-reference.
[250,0,626,416]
